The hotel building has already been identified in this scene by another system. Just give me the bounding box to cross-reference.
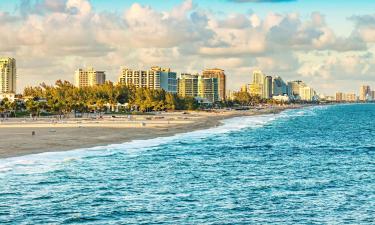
[299,86,316,101]
[202,68,226,101]
[74,67,106,88]
[335,92,344,101]
[177,73,219,103]
[359,85,371,101]
[288,80,306,99]
[0,57,16,94]
[118,67,177,93]
[273,76,288,96]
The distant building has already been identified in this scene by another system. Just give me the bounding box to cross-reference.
[371,91,375,100]
[151,66,177,93]
[118,67,161,90]
[0,57,17,94]
[345,93,357,102]
[264,76,273,99]
[202,68,226,101]
[273,76,288,96]
[177,73,219,103]
[0,93,16,102]
[240,84,247,93]
[75,67,106,88]
[288,80,306,99]
[335,92,344,101]
[226,90,235,101]
[177,73,199,98]
[299,86,316,101]
[198,76,219,103]
[359,85,371,101]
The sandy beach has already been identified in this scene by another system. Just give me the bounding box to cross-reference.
[0,106,299,158]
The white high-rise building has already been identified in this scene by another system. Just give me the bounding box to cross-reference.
[0,57,16,94]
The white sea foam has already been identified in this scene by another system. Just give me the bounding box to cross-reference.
[0,106,326,174]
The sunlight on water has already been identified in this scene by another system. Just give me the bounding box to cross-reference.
[1,104,374,224]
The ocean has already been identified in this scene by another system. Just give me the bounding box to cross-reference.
[0,104,374,224]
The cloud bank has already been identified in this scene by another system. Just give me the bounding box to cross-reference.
[0,0,374,94]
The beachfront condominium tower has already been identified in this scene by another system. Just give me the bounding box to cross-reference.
[248,70,264,98]
[151,66,177,93]
[118,67,177,93]
[178,73,219,103]
[273,76,288,96]
[198,76,219,103]
[336,92,344,102]
[118,68,161,90]
[0,57,16,94]
[74,67,106,88]
[359,85,371,101]
[299,86,316,101]
[177,73,199,98]
[264,76,273,99]
[202,68,226,101]
[287,80,306,99]
[249,70,272,99]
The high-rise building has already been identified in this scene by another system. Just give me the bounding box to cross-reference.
[273,76,288,96]
[288,80,306,98]
[359,85,371,101]
[299,86,316,101]
[371,91,375,100]
[151,67,177,93]
[177,73,219,103]
[336,92,344,101]
[118,68,161,90]
[240,84,247,93]
[346,93,357,102]
[177,73,199,98]
[264,76,273,99]
[198,76,219,103]
[202,68,226,101]
[74,67,106,88]
[249,70,265,97]
[0,57,16,94]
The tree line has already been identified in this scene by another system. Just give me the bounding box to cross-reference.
[0,80,276,118]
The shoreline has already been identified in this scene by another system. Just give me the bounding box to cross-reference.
[0,106,301,159]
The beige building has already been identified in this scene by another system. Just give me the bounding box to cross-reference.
[248,70,272,99]
[118,68,161,90]
[359,85,371,101]
[345,93,357,102]
[0,57,17,94]
[178,73,199,98]
[74,67,106,88]
[178,73,219,103]
[335,92,344,101]
[202,68,226,101]
[299,86,316,101]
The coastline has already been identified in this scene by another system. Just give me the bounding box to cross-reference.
[0,105,300,159]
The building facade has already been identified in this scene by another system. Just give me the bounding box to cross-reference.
[273,76,288,96]
[75,67,106,88]
[0,57,16,94]
[177,73,199,98]
[335,92,344,101]
[299,86,316,101]
[202,68,226,101]
[359,85,371,101]
[151,67,177,93]
[264,76,273,99]
[288,80,306,99]
[118,68,161,90]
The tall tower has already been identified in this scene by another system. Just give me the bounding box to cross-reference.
[74,67,106,88]
[202,68,226,101]
[359,85,371,101]
[0,57,17,94]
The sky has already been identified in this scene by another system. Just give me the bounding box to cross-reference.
[1,0,375,95]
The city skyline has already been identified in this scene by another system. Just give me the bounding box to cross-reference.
[1,0,375,94]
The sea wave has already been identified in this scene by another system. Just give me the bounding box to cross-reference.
[0,106,326,174]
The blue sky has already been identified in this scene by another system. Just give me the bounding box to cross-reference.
[1,0,375,94]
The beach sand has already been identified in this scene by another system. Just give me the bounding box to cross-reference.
[0,106,298,158]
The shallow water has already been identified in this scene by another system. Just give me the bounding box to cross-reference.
[1,104,374,224]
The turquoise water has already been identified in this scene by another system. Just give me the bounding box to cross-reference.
[0,104,374,224]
